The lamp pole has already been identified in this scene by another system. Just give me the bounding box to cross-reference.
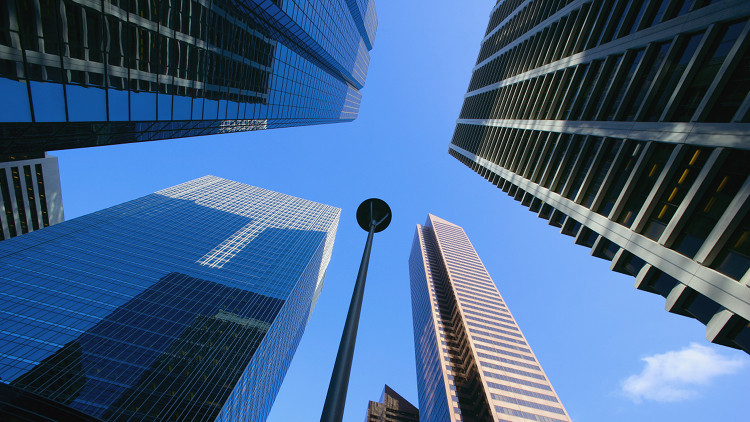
[320,198,391,422]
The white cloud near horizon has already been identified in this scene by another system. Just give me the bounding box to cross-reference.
[621,343,747,403]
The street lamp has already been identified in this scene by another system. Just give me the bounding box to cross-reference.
[320,198,391,422]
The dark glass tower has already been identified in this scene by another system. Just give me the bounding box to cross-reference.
[409,215,571,422]
[364,385,419,422]
[0,0,377,153]
[0,176,340,421]
[450,0,750,353]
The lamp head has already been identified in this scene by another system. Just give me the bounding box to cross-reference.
[356,198,391,233]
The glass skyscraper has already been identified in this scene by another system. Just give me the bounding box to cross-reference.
[0,176,340,421]
[0,0,377,153]
[364,384,419,422]
[409,215,571,422]
[449,0,750,353]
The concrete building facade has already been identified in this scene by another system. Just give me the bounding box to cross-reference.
[449,0,750,353]
[409,214,571,422]
[0,153,63,240]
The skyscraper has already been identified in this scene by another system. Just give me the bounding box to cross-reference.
[0,0,377,153]
[409,214,571,422]
[449,1,750,352]
[1,153,64,240]
[0,176,340,422]
[364,385,419,422]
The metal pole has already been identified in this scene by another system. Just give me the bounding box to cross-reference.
[320,221,375,422]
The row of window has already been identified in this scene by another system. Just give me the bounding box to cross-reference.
[473,339,535,363]
[473,328,528,346]
[6,0,364,86]
[484,0,526,38]
[452,123,750,281]
[0,273,291,421]
[266,0,367,79]
[464,313,520,334]
[0,163,49,239]
[472,0,728,92]
[408,233,454,422]
[453,282,502,302]
[478,0,578,63]
[413,226,470,421]
[460,296,509,314]
[496,405,569,422]
[485,366,547,382]
[5,0,275,95]
[467,319,524,341]
[463,18,749,123]
[487,378,552,393]
[449,134,749,352]
[450,269,495,288]
[421,223,502,420]
[0,0,366,151]
[460,303,513,322]
[488,383,559,404]
[479,354,541,372]
[454,285,504,304]
[492,393,566,415]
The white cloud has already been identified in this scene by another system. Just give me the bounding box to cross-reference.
[621,343,747,403]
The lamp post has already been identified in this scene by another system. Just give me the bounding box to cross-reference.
[320,198,391,422]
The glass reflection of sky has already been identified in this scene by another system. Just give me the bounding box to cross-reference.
[0,176,340,422]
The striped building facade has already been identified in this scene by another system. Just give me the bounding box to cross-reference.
[0,153,63,240]
[409,214,571,422]
[449,0,750,353]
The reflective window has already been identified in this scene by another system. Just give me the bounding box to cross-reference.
[0,177,340,422]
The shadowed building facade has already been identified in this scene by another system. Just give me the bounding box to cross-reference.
[364,385,419,422]
[449,0,750,353]
[0,153,63,240]
[0,0,377,153]
[0,176,340,421]
[409,215,571,422]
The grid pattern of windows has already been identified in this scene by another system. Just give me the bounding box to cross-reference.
[0,176,340,422]
[0,0,377,153]
[409,214,571,422]
[450,0,750,354]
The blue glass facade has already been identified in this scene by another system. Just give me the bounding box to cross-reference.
[0,0,377,153]
[0,175,340,421]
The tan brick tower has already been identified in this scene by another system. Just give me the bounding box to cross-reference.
[409,214,571,422]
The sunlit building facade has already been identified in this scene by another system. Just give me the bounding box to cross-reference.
[0,0,377,153]
[409,214,571,422]
[0,176,340,421]
[1,153,63,240]
[450,0,750,353]
[364,384,419,422]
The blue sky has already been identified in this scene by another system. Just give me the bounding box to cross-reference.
[54,1,749,421]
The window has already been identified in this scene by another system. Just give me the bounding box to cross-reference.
[643,32,704,121]
[617,143,674,227]
[672,20,746,121]
[641,147,710,240]
[710,210,750,280]
[672,151,750,257]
